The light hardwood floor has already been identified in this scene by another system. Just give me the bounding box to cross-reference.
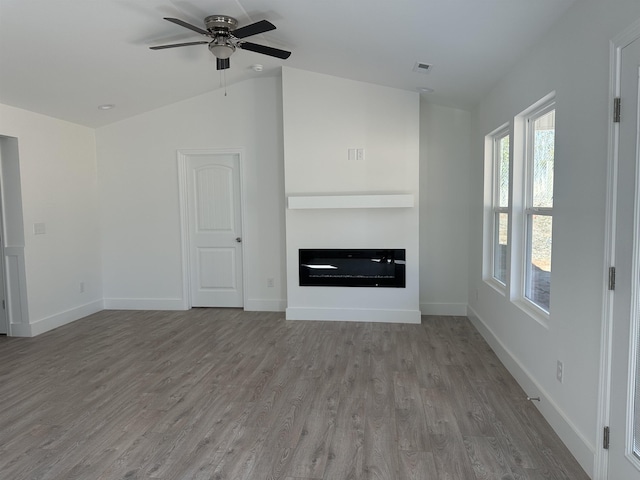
[0,310,589,479]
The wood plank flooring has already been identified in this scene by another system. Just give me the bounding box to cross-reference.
[0,310,589,479]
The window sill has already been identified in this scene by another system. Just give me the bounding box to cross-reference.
[483,277,507,297]
[513,298,550,329]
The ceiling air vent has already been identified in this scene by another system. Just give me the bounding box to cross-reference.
[413,62,433,74]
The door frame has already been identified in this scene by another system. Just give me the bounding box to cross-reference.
[0,182,8,335]
[597,17,640,480]
[177,148,248,310]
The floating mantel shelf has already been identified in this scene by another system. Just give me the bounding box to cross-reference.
[287,194,414,210]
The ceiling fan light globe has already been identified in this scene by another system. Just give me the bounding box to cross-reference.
[209,43,235,59]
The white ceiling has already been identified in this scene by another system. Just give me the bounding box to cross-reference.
[0,0,575,128]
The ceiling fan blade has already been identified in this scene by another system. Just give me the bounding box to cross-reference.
[239,41,291,59]
[163,17,209,36]
[216,58,230,70]
[232,20,276,39]
[150,41,209,50]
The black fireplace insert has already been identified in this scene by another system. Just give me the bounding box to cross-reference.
[299,249,406,288]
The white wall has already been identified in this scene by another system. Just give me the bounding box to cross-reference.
[282,67,420,323]
[0,103,103,336]
[0,70,466,333]
[96,76,286,311]
[468,0,640,475]
[420,101,471,316]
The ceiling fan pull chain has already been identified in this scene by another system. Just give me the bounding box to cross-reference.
[218,70,228,96]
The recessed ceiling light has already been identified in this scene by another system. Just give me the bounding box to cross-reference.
[98,104,115,110]
[251,64,264,72]
[418,87,434,94]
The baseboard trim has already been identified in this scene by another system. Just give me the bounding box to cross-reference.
[244,299,286,312]
[26,299,104,337]
[9,322,32,337]
[286,307,421,324]
[420,302,468,316]
[467,305,595,477]
[103,298,186,310]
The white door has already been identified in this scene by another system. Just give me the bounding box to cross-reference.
[609,35,640,480]
[186,153,243,308]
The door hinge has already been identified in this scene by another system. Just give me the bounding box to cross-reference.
[609,266,616,291]
[614,97,621,123]
[603,426,610,449]
[1,300,4,310]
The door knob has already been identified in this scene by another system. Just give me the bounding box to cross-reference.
[236,237,242,243]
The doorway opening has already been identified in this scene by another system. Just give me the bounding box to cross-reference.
[0,135,28,336]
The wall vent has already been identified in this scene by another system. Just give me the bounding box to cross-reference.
[413,62,433,74]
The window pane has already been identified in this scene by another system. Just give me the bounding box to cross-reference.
[493,212,508,284]
[532,110,555,208]
[498,135,510,208]
[526,214,552,311]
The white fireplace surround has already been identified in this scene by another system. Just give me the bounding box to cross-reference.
[282,67,420,324]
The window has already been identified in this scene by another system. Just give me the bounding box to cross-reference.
[523,104,555,312]
[483,93,555,321]
[492,129,510,285]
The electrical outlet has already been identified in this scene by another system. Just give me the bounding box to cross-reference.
[267,278,274,288]
[79,281,85,293]
[556,360,563,383]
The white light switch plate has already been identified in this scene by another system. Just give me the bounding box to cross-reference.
[34,223,46,235]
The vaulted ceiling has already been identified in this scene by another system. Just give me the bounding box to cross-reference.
[0,0,575,127]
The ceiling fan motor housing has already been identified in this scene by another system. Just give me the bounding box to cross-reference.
[205,15,238,33]
[204,16,238,60]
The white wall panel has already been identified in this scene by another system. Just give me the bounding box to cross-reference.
[469,0,640,475]
[419,101,471,315]
[96,77,286,310]
[0,104,102,333]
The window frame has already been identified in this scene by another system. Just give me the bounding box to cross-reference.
[520,99,555,317]
[481,93,556,326]
[483,124,511,294]
[491,128,511,287]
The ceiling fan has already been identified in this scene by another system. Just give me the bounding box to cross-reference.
[150,15,291,70]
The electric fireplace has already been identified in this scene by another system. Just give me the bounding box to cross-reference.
[299,249,406,288]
